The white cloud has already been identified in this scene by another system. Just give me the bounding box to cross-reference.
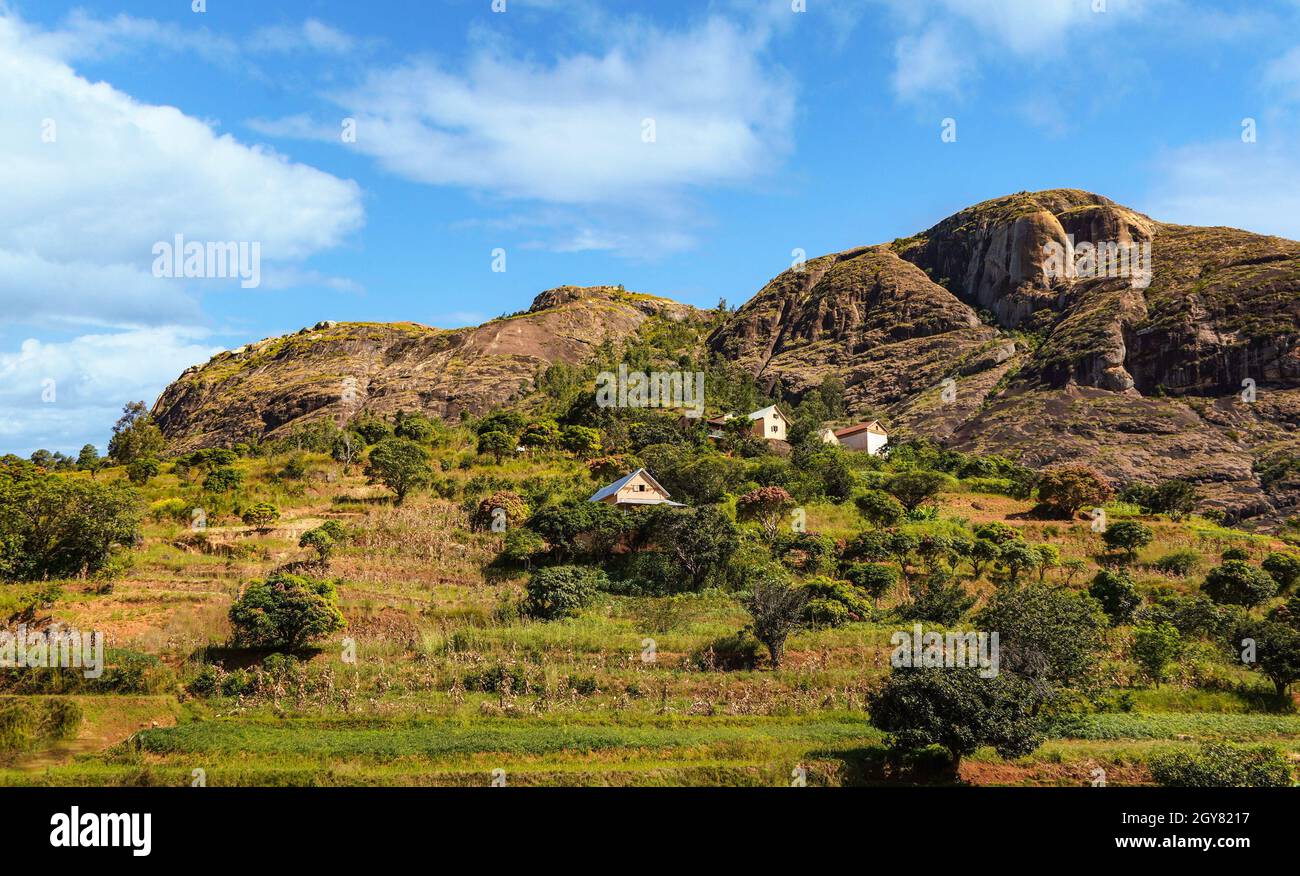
[1145,138,1300,240]
[252,15,792,252]
[0,10,365,329]
[249,19,358,55]
[0,327,224,456]
[891,26,972,101]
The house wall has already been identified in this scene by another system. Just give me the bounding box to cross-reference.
[613,472,668,504]
[839,430,888,455]
[753,415,786,441]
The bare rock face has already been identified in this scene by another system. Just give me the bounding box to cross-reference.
[152,286,698,451]
[707,189,1300,525]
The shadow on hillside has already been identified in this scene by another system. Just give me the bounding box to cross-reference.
[810,744,965,786]
[187,645,324,670]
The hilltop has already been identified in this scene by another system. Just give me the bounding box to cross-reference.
[151,190,1300,525]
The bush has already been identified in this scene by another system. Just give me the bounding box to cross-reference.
[228,572,347,648]
[1262,551,1300,591]
[1131,622,1181,687]
[1203,560,1277,607]
[1102,521,1153,561]
[1089,569,1141,624]
[524,565,607,620]
[844,562,897,608]
[203,466,243,493]
[472,491,529,532]
[1152,550,1199,577]
[801,577,872,626]
[1035,466,1112,518]
[899,573,975,625]
[693,631,763,671]
[1149,743,1293,788]
[241,502,281,531]
[0,697,82,754]
[884,471,948,512]
[365,438,433,504]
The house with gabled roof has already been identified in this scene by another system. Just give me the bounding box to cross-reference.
[747,405,790,441]
[588,468,684,508]
[828,420,889,455]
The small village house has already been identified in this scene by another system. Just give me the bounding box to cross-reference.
[588,469,684,508]
[826,420,889,455]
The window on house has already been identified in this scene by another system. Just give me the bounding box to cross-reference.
[771,425,778,433]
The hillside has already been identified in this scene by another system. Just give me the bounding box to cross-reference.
[151,190,1300,524]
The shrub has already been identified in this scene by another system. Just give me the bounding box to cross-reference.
[228,572,347,649]
[1035,466,1112,518]
[736,487,796,538]
[0,697,82,754]
[524,566,607,620]
[1203,560,1277,607]
[844,562,897,608]
[742,576,808,669]
[854,489,904,529]
[472,491,529,532]
[898,573,975,625]
[1102,521,1153,561]
[1131,622,1182,687]
[1089,569,1141,624]
[1149,743,1293,788]
[240,502,281,531]
[126,457,160,485]
[1262,551,1300,592]
[1152,550,1199,577]
[203,466,243,493]
[365,438,433,504]
[801,577,872,626]
[693,631,763,671]
[883,470,948,512]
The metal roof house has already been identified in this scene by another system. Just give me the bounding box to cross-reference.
[588,469,685,508]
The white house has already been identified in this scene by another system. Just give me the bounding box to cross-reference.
[588,469,684,508]
[747,405,790,441]
[830,420,889,455]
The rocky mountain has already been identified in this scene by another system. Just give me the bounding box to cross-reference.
[152,286,700,452]
[708,189,1300,522]
[152,189,1300,523]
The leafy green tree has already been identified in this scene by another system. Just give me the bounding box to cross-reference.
[997,540,1039,585]
[393,410,439,444]
[969,538,1000,579]
[1131,622,1181,687]
[1102,520,1154,562]
[126,457,160,485]
[1262,551,1300,592]
[868,667,1044,772]
[1152,479,1199,519]
[976,583,1107,690]
[1234,617,1300,699]
[742,576,807,669]
[1149,743,1293,788]
[203,466,243,493]
[1089,569,1141,624]
[76,444,101,476]
[524,565,606,620]
[844,563,897,609]
[1035,465,1112,518]
[520,420,561,450]
[883,471,947,512]
[365,438,433,504]
[899,572,976,624]
[640,506,740,592]
[855,490,904,529]
[477,430,515,464]
[241,502,281,532]
[106,401,165,465]
[559,425,602,459]
[0,465,140,581]
[1203,560,1277,607]
[228,572,346,649]
[1033,544,1060,582]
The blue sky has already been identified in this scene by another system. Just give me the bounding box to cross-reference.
[3,0,1300,456]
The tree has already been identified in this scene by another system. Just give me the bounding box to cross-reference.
[854,490,904,529]
[106,401,165,465]
[1102,520,1154,562]
[0,465,140,581]
[1131,622,1181,687]
[299,524,344,568]
[1262,551,1300,592]
[1035,466,1112,518]
[1089,569,1141,624]
[560,425,602,459]
[519,420,560,451]
[997,540,1039,585]
[640,506,740,592]
[365,438,432,504]
[976,583,1107,691]
[742,577,808,669]
[883,471,947,512]
[736,486,795,539]
[1149,742,1293,788]
[844,563,897,609]
[76,444,101,477]
[969,538,1000,579]
[241,502,281,532]
[126,457,160,485]
[393,410,439,444]
[868,668,1044,773]
[1033,544,1060,582]
[1203,560,1277,607]
[472,491,529,533]
[818,375,847,418]
[1152,479,1199,519]
[477,430,515,464]
[228,572,346,649]
[203,466,243,493]
[524,565,606,620]
[1234,618,1300,699]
